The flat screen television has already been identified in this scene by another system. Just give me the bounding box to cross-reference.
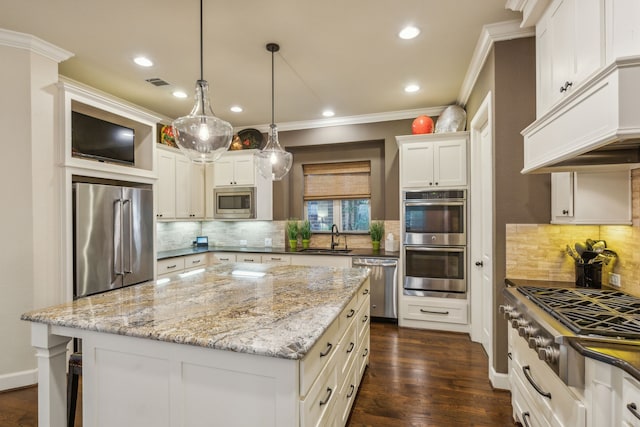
[71,111,135,166]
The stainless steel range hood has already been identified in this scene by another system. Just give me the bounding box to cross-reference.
[521,57,640,174]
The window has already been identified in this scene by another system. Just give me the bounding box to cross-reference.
[303,161,371,232]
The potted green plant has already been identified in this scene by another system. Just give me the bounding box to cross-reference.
[369,221,384,251]
[286,220,299,250]
[300,220,312,249]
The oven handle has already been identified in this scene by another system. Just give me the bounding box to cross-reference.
[404,201,465,207]
[405,246,465,254]
[522,365,552,399]
[627,403,640,421]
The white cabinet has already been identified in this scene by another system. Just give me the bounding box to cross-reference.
[535,0,603,115]
[399,295,469,333]
[551,170,631,224]
[213,151,255,186]
[261,254,291,265]
[290,254,352,268]
[210,253,237,263]
[156,149,176,219]
[623,375,640,427]
[157,253,208,277]
[175,156,204,219]
[156,146,205,220]
[396,133,467,189]
[605,0,640,63]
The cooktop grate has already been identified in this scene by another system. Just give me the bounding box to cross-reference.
[517,286,640,339]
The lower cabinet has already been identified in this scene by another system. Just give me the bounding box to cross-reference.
[290,254,352,268]
[399,295,469,332]
[299,279,370,427]
[157,253,208,277]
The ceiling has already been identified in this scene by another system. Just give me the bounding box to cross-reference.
[1,0,520,129]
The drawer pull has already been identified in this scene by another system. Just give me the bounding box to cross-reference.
[420,308,449,315]
[522,412,532,427]
[522,365,551,399]
[346,309,355,318]
[271,257,281,261]
[346,342,355,353]
[245,258,254,262]
[627,403,640,420]
[362,348,369,357]
[346,384,355,399]
[362,315,369,323]
[362,289,370,295]
[319,343,333,357]
[319,387,333,406]
[508,352,512,360]
[191,259,201,264]
[167,265,177,269]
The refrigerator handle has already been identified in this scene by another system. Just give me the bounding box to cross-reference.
[123,199,133,274]
[114,199,124,276]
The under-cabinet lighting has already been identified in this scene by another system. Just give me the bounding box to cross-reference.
[232,270,267,278]
[179,268,206,278]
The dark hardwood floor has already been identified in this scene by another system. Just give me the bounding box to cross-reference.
[0,322,514,427]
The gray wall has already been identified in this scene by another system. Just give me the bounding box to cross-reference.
[466,37,551,374]
[272,119,414,220]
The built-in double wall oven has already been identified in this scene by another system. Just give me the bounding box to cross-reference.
[403,189,466,298]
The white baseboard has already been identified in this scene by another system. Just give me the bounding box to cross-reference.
[490,367,510,390]
[0,368,38,392]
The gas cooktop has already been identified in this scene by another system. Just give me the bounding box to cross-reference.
[517,286,640,339]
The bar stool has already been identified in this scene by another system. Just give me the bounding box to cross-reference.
[67,352,82,427]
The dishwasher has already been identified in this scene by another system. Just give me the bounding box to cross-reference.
[352,257,398,320]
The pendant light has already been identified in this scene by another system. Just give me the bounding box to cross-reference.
[256,43,293,181]
[172,0,232,164]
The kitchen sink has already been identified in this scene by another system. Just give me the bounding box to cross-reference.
[300,248,352,254]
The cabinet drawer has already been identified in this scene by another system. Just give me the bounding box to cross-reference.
[511,335,586,427]
[260,254,291,264]
[337,319,358,380]
[356,329,370,386]
[623,375,640,427]
[183,253,207,270]
[237,254,259,263]
[300,360,338,427]
[335,355,358,427]
[511,371,551,427]
[357,280,371,307]
[211,253,237,263]
[356,296,370,344]
[300,319,340,397]
[403,299,468,324]
[157,257,185,276]
[337,296,359,340]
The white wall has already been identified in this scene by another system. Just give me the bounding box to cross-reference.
[0,37,67,390]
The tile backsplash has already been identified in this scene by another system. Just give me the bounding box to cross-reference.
[157,220,400,252]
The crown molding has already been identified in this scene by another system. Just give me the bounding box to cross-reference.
[457,20,534,106]
[236,106,447,133]
[0,28,73,63]
[506,0,550,27]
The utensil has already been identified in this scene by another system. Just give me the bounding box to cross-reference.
[575,242,587,256]
[592,241,606,254]
[566,245,582,262]
[581,251,598,262]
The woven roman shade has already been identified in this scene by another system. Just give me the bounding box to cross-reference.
[303,161,371,200]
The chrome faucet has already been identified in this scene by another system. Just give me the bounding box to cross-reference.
[331,224,340,250]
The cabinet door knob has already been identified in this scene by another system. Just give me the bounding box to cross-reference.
[559,81,573,93]
[475,261,484,267]
[429,182,433,186]
[562,209,569,215]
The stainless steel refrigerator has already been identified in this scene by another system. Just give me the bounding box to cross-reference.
[73,182,154,298]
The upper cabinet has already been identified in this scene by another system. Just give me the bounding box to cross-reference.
[551,170,631,224]
[516,0,640,173]
[397,133,468,189]
[213,151,256,186]
[536,0,603,115]
[156,146,205,220]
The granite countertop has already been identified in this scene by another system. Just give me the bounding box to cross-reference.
[21,263,369,360]
[157,245,400,260]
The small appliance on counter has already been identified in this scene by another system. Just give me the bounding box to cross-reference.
[194,236,208,247]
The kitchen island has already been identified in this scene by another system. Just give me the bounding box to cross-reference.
[21,263,371,427]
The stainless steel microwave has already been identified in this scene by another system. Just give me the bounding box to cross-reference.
[213,186,256,219]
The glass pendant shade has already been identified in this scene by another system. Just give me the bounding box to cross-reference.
[172,80,233,164]
[256,124,293,181]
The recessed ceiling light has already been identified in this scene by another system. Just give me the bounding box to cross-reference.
[404,84,420,93]
[133,56,153,67]
[230,106,243,113]
[399,26,420,40]
[322,110,335,117]
[172,90,188,98]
